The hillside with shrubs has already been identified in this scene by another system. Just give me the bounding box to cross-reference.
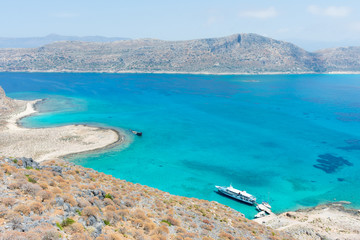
[0,156,292,240]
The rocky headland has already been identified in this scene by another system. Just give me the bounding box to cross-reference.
[0,33,359,74]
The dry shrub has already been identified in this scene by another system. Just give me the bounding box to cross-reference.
[38,181,49,190]
[2,197,16,207]
[14,204,31,216]
[150,235,167,240]
[131,218,144,229]
[70,232,91,240]
[8,179,26,190]
[0,205,8,218]
[113,198,122,206]
[117,209,129,218]
[105,205,116,212]
[124,200,134,208]
[202,237,215,240]
[132,209,147,220]
[51,187,62,195]
[201,223,213,231]
[104,211,116,224]
[67,222,84,234]
[58,182,70,191]
[219,232,235,240]
[82,206,98,217]
[0,231,30,240]
[29,201,44,214]
[151,225,169,235]
[32,226,60,240]
[39,190,53,202]
[103,198,113,206]
[132,231,146,240]
[77,197,91,208]
[3,165,17,174]
[176,227,187,234]
[22,182,42,196]
[63,193,77,206]
[6,212,23,230]
[166,216,181,226]
[54,175,65,184]
[143,221,156,233]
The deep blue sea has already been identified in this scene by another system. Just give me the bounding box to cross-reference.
[1,72,360,218]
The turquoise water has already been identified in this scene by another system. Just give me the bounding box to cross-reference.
[1,72,360,218]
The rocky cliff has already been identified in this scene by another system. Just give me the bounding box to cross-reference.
[1,33,355,74]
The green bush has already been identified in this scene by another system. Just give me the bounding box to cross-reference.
[56,222,63,231]
[161,219,172,226]
[61,218,75,227]
[104,220,110,225]
[25,174,37,183]
[105,193,113,200]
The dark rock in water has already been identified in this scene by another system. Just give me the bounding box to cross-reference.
[338,139,360,151]
[313,153,353,174]
[338,145,360,151]
[337,178,345,182]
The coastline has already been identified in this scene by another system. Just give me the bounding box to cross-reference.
[0,98,123,162]
[2,69,360,76]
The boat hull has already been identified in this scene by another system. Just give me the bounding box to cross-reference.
[216,186,256,205]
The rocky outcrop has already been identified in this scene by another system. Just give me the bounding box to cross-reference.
[0,33,349,74]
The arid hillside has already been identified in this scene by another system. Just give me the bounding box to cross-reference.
[0,157,292,240]
[0,33,359,74]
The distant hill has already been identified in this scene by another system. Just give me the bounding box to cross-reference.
[0,33,358,74]
[0,34,129,48]
[316,46,360,72]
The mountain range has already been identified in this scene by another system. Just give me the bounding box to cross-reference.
[0,34,129,48]
[0,33,359,74]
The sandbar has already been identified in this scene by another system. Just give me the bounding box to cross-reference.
[0,98,122,162]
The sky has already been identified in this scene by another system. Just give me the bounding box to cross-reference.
[1,0,360,50]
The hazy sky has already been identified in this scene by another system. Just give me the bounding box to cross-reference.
[1,0,360,50]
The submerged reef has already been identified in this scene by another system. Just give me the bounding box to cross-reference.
[313,153,353,174]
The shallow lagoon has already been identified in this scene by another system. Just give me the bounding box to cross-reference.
[1,72,360,218]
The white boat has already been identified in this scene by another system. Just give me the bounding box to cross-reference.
[254,211,267,218]
[215,185,256,205]
[262,201,271,209]
[256,203,272,214]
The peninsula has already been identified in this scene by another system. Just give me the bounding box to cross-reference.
[0,86,120,162]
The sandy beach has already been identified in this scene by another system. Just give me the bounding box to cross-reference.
[0,97,121,162]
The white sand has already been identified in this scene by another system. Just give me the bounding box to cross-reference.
[0,100,121,162]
